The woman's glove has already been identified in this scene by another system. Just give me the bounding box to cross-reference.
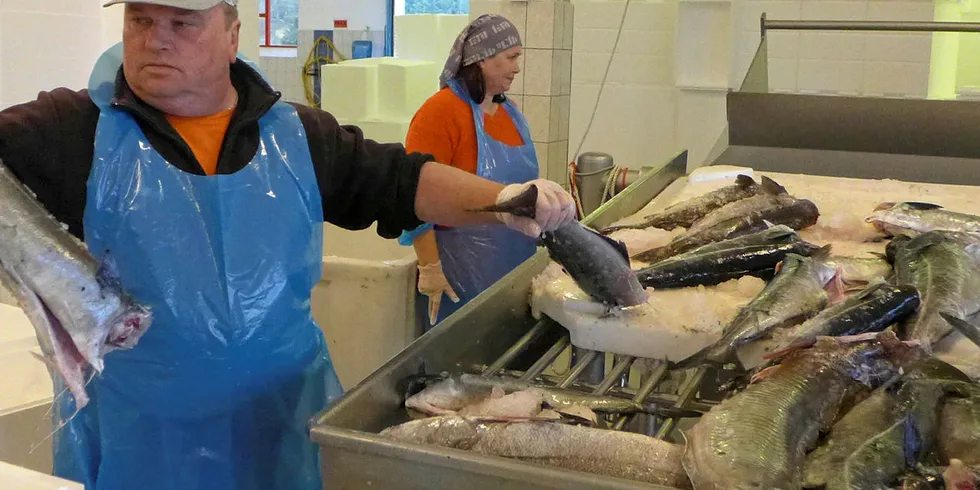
[495,179,576,237]
[417,261,459,325]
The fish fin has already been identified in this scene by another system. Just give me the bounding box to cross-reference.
[904,414,921,469]
[470,184,539,219]
[29,368,97,456]
[825,265,848,305]
[749,364,782,384]
[761,338,817,361]
[940,312,980,349]
[490,385,506,399]
[555,405,598,425]
[759,175,788,195]
[584,226,633,267]
[95,251,123,294]
[734,174,757,188]
[904,202,944,211]
[868,251,889,261]
[811,244,834,261]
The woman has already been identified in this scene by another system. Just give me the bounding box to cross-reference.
[400,14,539,326]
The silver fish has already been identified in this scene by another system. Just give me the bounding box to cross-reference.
[765,282,920,357]
[866,202,980,237]
[404,373,700,418]
[676,246,838,368]
[380,415,693,488]
[599,174,777,234]
[681,332,924,490]
[937,386,980,467]
[634,193,820,264]
[477,184,648,308]
[0,161,151,408]
[824,254,893,286]
[802,363,965,490]
[635,225,820,289]
[890,231,980,345]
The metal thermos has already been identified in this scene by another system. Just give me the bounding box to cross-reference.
[574,152,615,217]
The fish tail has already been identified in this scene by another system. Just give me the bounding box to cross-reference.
[470,183,539,218]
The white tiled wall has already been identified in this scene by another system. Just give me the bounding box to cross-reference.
[570,0,679,170]
[568,0,938,173]
[0,1,104,110]
[731,0,936,97]
[258,54,307,104]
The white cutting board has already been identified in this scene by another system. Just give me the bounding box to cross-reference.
[0,460,82,489]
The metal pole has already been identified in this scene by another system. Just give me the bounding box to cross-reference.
[763,18,980,34]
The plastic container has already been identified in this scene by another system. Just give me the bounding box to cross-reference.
[312,224,420,389]
[0,303,55,475]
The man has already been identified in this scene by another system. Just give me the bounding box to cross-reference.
[0,1,575,489]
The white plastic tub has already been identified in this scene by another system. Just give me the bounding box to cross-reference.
[0,303,55,475]
[312,224,420,389]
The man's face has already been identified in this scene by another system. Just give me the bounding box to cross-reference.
[122,3,240,102]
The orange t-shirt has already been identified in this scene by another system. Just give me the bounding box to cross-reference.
[165,107,235,176]
[405,88,524,175]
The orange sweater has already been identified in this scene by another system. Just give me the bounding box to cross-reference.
[405,88,524,175]
[165,107,235,175]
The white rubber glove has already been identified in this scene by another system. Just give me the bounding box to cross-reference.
[495,179,576,237]
[417,261,459,325]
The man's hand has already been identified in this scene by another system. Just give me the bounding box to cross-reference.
[495,179,577,237]
[417,261,459,325]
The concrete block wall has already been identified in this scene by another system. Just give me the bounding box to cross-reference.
[470,0,574,186]
[258,50,308,105]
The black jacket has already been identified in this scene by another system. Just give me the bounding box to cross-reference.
[0,60,431,240]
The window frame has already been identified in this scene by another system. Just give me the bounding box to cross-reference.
[260,0,298,49]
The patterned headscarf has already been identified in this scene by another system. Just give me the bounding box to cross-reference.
[439,14,522,89]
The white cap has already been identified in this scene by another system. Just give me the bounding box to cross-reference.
[103,0,237,9]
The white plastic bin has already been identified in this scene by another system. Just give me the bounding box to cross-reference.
[312,224,419,389]
[0,303,55,476]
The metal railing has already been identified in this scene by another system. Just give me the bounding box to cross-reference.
[761,13,980,37]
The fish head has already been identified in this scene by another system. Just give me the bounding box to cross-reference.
[866,202,942,237]
[885,234,915,263]
[102,298,152,354]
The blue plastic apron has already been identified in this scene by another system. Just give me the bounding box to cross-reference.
[432,80,539,323]
[51,43,343,490]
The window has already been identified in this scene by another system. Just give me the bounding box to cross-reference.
[393,0,468,16]
[389,0,468,54]
[260,0,299,47]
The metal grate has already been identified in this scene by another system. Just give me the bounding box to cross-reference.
[466,316,716,441]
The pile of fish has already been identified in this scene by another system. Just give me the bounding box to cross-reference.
[0,160,152,409]
[380,174,980,489]
[685,332,980,490]
[637,175,980,488]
